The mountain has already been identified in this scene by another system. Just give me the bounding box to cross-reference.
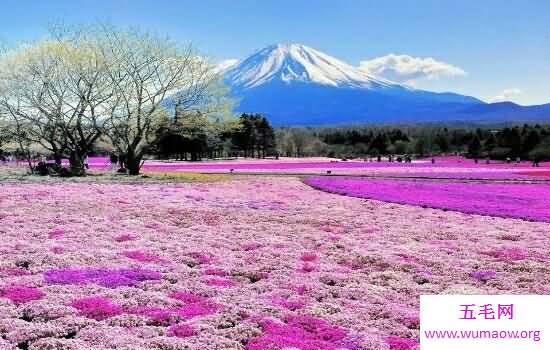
[223,43,550,125]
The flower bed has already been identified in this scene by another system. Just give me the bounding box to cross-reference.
[0,177,548,349]
[305,176,550,222]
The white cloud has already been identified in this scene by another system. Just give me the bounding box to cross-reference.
[490,88,522,102]
[358,54,466,85]
[215,58,239,73]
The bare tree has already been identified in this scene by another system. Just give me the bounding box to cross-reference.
[0,33,112,174]
[97,27,222,174]
[0,24,228,175]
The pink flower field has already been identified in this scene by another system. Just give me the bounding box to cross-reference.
[304,177,550,222]
[87,156,550,180]
[0,176,549,349]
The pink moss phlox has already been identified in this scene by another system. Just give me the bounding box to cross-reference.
[293,284,309,295]
[50,246,64,254]
[189,252,214,264]
[300,262,317,273]
[168,291,220,320]
[270,296,307,311]
[470,270,497,282]
[485,247,528,261]
[71,296,122,321]
[170,291,208,304]
[145,222,162,229]
[122,250,162,263]
[0,285,44,305]
[114,233,136,242]
[177,301,220,319]
[48,228,65,239]
[242,242,263,251]
[129,306,178,325]
[205,277,236,288]
[0,267,29,277]
[285,315,347,342]
[202,267,227,276]
[399,314,420,329]
[384,336,418,350]
[300,252,319,262]
[246,314,348,350]
[167,323,197,338]
[44,267,162,288]
[305,176,550,223]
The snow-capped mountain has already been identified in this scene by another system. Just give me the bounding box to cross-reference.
[223,43,550,125]
[225,43,397,90]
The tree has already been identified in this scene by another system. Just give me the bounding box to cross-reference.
[523,130,541,154]
[290,128,310,157]
[277,128,296,157]
[0,24,233,176]
[529,144,550,162]
[0,35,111,174]
[414,138,426,156]
[467,135,482,158]
[484,132,497,152]
[369,133,388,154]
[255,116,275,157]
[230,114,275,158]
[93,26,223,174]
[434,133,450,153]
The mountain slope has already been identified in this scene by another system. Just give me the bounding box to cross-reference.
[225,43,398,90]
[223,43,549,125]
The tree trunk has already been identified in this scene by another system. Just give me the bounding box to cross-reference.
[126,152,142,175]
[127,162,140,175]
[54,152,63,165]
[69,152,86,176]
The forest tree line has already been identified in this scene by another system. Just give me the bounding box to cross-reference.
[274,124,550,161]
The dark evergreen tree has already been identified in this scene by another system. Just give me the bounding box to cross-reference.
[468,135,482,158]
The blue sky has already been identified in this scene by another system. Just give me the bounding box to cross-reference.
[1,0,549,105]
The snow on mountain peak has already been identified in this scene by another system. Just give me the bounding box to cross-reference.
[224,43,398,90]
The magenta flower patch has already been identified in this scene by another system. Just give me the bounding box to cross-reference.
[0,267,29,277]
[50,246,64,254]
[44,267,162,288]
[71,296,122,321]
[384,336,418,350]
[270,296,307,311]
[122,250,162,263]
[128,306,178,326]
[48,228,65,239]
[130,291,220,324]
[305,177,550,223]
[485,247,528,261]
[177,301,220,319]
[470,270,497,282]
[246,314,348,350]
[202,267,227,276]
[114,234,136,242]
[300,262,317,273]
[170,291,208,304]
[0,285,44,305]
[300,252,319,262]
[167,323,197,338]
